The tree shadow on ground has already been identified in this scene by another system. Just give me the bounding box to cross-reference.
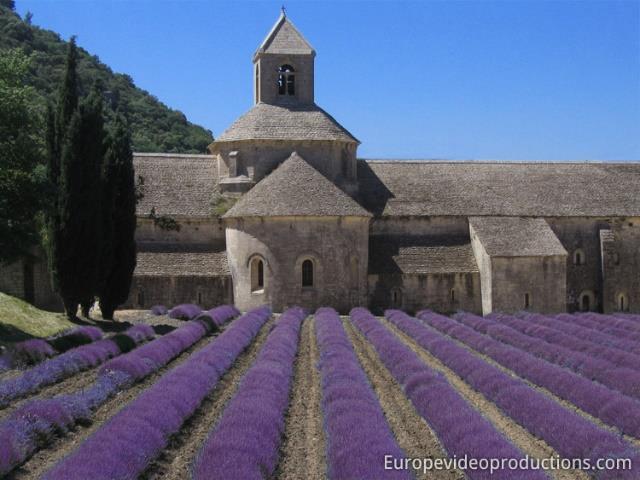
[152,324,176,335]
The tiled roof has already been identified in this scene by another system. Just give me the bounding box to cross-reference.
[255,13,314,56]
[369,235,479,274]
[224,152,371,218]
[469,216,568,257]
[215,102,358,143]
[133,153,217,218]
[134,243,229,276]
[358,160,640,217]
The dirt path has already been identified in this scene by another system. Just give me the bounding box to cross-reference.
[9,329,222,480]
[275,316,326,480]
[141,316,276,480]
[344,318,464,480]
[381,318,589,480]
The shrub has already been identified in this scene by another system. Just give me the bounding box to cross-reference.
[150,305,168,316]
[168,303,201,320]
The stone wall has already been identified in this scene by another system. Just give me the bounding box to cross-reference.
[368,272,481,315]
[225,216,369,313]
[124,275,233,310]
[212,139,357,188]
[489,256,567,314]
[136,217,225,246]
[255,53,315,105]
[599,217,640,313]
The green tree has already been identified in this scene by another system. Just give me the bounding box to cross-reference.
[46,39,105,318]
[0,48,44,264]
[0,0,15,11]
[98,113,137,320]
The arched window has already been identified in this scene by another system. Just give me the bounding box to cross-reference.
[573,249,585,265]
[278,64,295,96]
[450,289,456,303]
[197,291,203,306]
[302,259,314,287]
[137,290,145,308]
[250,257,264,292]
[617,293,628,312]
[579,291,594,312]
[524,292,531,309]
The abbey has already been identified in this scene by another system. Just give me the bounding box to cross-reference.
[3,13,639,315]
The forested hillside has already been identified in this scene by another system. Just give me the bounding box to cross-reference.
[0,2,214,153]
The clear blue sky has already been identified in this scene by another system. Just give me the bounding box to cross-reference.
[16,0,640,160]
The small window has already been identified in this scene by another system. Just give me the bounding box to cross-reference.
[450,289,456,303]
[573,249,585,265]
[617,293,628,312]
[197,291,203,306]
[613,252,620,265]
[302,259,314,287]
[524,293,531,309]
[250,257,264,292]
[580,293,591,312]
[391,288,402,308]
[277,64,295,96]
[137,290,145,308]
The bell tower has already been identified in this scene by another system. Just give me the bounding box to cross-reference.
[253,11,315,105]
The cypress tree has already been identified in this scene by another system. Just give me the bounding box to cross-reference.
[45,38,79,307]
[98,113,136,320]
[55,87,105,318]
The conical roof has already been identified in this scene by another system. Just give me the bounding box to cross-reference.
[215,102,358,143]
[255,12,315,57]
[223,152,371,218]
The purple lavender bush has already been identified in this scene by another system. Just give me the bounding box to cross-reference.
[42,306,271,480]
[555,313,640,342]
[315,308,409,480]
[410,310,640,438]
[522,312,640,356]
[473,313,640,400]
[10,340,56,366]
[395,310,640,480]
[150,305,168,316]
[192,306,305,480]
[351,308,546,480]
[0,308,239,477]
[168,304,202,320]
[488,313,640,370]
[0,324,154,409]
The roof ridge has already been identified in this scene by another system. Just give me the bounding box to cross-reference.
[255,13,315,58]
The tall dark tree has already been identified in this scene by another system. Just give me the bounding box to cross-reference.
[45,38,79,296]
[0,48,44,264]
[98,113,137,320]
[56,87,105,317]
[0,0,16,11]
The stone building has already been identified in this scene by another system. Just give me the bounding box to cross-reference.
[2,12,639,315]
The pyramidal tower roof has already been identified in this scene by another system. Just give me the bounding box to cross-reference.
[254,11,315,58]
[223,152,371,218]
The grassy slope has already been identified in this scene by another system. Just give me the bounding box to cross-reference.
[0,292,74,339]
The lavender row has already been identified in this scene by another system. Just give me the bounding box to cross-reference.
[0,306,239,477]
[103,305,239,380]
[454,312,640,401]
[314,308,408,480]
[580,312,640,334]
[488,312,640,371]
[400,310,640,479]
[42,306,271,480]
[168,303,202,320]
[351,308,545,480]
[1,326,103,370]
[192,307,305,480]
[520,312,640,356]
[418,310,640,438]
[554,313,640,343]
[0,324,154,409]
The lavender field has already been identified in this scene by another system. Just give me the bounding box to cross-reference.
[0,306,639,479]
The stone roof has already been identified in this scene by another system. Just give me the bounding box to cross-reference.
[134,243,229,277]
[215,102,358,143]
[224,152,371,218]
[369,235,479,274]
[358,161,640,217]
[255,12,314,57]
[469,217,568,257]
[133,153,217,218]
